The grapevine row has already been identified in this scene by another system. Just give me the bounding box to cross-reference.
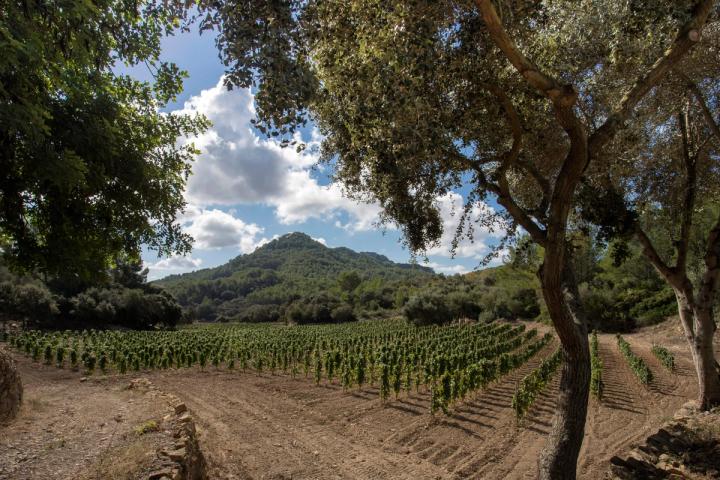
[590,331,603,399]
[2,321,551,407]
[616,335,653,385]
[651,344,675,371]
[511,346,562,420]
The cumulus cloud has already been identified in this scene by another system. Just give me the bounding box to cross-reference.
[426,192,505,259]
[174,78,380,231]
[145,254,203,280]
[183,208,267,253]
[425,262,471,275]
[149,255,203,270]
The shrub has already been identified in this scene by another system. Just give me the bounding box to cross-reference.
[331,304,356,323]
[236,304,280,323]
[403,292,452,326]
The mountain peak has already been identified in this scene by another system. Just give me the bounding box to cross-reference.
[263,232,324,250]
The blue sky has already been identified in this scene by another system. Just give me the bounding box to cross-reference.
[131,26,506,280]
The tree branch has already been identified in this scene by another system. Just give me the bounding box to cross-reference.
[588,0,716,154]
[676,69,720,142]
[677,109,698,273]
[515,158,551,217]
[455,153,547,244]
[635,225,678,284]
[478,82,523,169]
[697,210,720,310]
[475,0,588,245]
[475,0,578,108]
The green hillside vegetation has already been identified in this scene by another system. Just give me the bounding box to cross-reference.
[153,231,682,331]
[0,258,182,330]
[156,233,436,323]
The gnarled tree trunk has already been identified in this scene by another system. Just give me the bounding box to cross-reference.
[537,255,591,480]
[0,346,22,423]
[692,307,720,408]
[676,291,720,409]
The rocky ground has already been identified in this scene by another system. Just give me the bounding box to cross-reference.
[609,401,720,479]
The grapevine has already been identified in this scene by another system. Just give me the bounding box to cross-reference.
[651,344,675,371]
[590,331,603,400]
[617,335,653,385]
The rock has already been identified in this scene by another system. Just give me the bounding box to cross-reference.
[167,448,186,462]
[174,403,187,415]
[147,468,173,479]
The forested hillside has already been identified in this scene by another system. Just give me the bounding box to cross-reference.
[155,232,435,322]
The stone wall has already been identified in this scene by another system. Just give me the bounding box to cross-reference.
[609,401,720,479]
[128,378,208,480]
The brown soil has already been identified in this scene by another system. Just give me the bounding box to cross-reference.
[0,354,175,480]
[0,319,708,479]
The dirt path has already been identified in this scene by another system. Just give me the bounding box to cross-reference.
[0,319,707,479]
[0,350,174,480]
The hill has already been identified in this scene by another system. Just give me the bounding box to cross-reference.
[156,232,435,322]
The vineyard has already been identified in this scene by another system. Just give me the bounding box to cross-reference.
[2,321,555,414]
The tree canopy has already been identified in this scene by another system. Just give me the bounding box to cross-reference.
[0,0,208,282]
[197,1,718,477]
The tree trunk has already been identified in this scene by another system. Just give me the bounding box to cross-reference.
[690,307,720,409]
[538,338,590,479]
[674,289,720,410]
[537,260,591,479]
[0,346,22,423]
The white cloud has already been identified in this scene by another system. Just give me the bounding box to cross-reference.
[173,78,381,232]
[425,262,471,275]
[311,236,328,246]
[145,254,203,280]
[426,192,505,259]
[149,255,203,270]
[184,208,267,253]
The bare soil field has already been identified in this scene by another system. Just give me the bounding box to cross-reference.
[0,320,706,479]
[0,350,177,480]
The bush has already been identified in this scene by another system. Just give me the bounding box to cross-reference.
[446,291,482,320]
[285,293,341,324]
[331,304,356,323]
[236,304,280,323]
[0,281,59,326]
[69,287,181,329]
[403,292,452,326]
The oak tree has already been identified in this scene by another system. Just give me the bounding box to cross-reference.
[199,1,716,477]
[0,0,207,421]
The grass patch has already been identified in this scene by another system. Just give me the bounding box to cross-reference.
[133,420,159,435]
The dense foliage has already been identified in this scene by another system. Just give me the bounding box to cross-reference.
[156,233,434,323]
[3,319,553,413]
[0,261,181,330]
[0,0,208,282]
